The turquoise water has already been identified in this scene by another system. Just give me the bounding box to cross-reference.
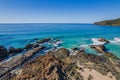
[0,24,120,57]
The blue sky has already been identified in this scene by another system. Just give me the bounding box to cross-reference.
[0,0,120,23]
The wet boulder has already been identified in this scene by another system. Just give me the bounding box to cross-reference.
[98,38,109,43]
[72,47,79,51]
[36,38,51,44]
[24,44,34,49]
[9,47,23,53]
[33,38,39,41]
[90,45,106,53]
[0,46,8,61]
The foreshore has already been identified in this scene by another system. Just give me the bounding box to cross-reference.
[0,37,120,80]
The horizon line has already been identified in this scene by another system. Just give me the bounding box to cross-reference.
[0,22,94,24]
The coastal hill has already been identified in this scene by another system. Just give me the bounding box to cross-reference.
[95,18,120,26]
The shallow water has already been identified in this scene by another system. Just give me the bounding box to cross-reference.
[0,23,120,57]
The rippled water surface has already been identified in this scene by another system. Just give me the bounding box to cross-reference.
[0,23,120,57]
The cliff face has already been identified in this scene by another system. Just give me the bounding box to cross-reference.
[95,18,120,26]
[13,48,120,80]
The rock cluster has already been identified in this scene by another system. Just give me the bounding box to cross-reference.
[0,46,23,61]
[90,45,106,53]
[0,38,52,61]
[97,38,110,43]
[0,38,120,80]
[36,38,51,44]
[9,47,23,56]
[0,46,8,61]
[90,38,119,60]
[13,48,120,80]
[24,44,34,49]
[0,46,46,80]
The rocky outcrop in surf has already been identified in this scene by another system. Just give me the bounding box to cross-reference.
[97,38,110,43]
[90,38,119,60]
[90,45,106,53]
[36,38,51,44]
[0,38,52,62]
[9,47,23,56]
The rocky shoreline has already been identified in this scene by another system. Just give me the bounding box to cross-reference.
[13,47,120,80]
[0,37,120,80]
[0,38,55,80]
[0,46,46,80]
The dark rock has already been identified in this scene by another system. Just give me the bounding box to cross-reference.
[72,47,79,51]
[33,38,39,40]
[0,46,8,60]
[88,74,93,80]
[98,38,109,43]
[0,46,45,80]
[33,44,39,48]
[36,38,51,44]
[9,47,23,53]
[24,44,34,49]
[47,65,55,75]
[90,45,106,53]
[54,48,70,59]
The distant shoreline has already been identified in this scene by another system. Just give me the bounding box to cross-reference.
[95,18,120,26]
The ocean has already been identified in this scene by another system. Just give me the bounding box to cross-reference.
[0,23,120,57]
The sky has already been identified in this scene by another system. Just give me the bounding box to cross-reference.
[0,0,120,23]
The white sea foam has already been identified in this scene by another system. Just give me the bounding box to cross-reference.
[91,37,120,45]
[114,37,120,41]
[109,37,120,43]
[91,38,105,45]
[80,44,89,48]
[53,41,63,47]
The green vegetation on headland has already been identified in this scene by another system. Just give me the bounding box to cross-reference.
[95,18,120,26]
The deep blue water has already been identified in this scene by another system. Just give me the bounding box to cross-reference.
[0,23,120,57]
